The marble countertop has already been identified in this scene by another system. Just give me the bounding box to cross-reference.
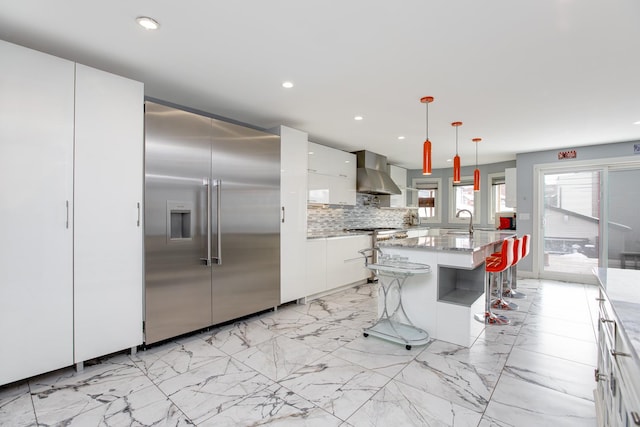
[306,226,431,240]
[377,229,516,252]
[594,267,640,362]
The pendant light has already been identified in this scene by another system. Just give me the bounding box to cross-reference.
[420,96,434,175]
[472,138,481,192]
[451,121,463,183]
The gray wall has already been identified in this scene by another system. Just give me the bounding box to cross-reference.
[407,160,516,228]
[515,140,640,272]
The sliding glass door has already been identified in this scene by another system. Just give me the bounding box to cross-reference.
[538,162,640,283]
[541,170,601,280]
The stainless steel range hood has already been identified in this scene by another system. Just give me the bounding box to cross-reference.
[352,150,401,195]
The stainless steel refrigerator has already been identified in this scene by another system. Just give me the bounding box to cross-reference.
[144,101,280,344]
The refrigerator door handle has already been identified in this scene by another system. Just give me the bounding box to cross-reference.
[200,179,212,266]
[211,179,222,265]
[282,206,285,223]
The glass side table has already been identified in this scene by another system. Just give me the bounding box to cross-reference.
[364,257,432,350]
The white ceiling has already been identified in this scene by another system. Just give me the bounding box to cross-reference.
[2,1,640,170]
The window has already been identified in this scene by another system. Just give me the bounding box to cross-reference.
[412,178,441,223]
[449,176,479,223]
[487,172,514,223]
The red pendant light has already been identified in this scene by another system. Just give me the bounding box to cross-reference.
[420,96,434,175]
[472,138,481,192]
[451,121,463,183]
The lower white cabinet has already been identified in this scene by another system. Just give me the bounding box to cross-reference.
[306,235,370,297]
[306,239,327,296]
[326,236,371,289]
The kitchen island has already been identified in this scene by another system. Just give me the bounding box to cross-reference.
[377,229,515,347]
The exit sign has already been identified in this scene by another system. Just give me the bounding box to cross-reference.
[558,150,577,160]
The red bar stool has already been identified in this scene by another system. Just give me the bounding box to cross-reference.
[475,238,514,325]
[492,238,520,311]
[502,234,530,299]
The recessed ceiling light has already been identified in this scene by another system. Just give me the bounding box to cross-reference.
[398,136,405,140]
[282,81,294,89]
[136,16,160,30]
[447,159,452,162]
[354,116,363,121]
[634,120,640,125]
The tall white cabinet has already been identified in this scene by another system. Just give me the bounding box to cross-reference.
[73,64,144,362]
[0,40,143,385]
[0,39,76,386]
[276,126,309,304]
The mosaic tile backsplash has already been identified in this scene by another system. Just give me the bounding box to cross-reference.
[307,194,414,232]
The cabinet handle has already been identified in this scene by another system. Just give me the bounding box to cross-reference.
[600,317,615,324]
[65,200,70,229]
[281,206,285,223]
[611,350,631,358]
[631,411,640,425]
[595,297,605,302]
[594,368,607,382]
[136,202,141,227]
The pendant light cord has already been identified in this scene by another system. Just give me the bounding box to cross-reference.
[425,102,429,140]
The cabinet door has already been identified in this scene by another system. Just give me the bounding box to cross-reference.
[306,239,327,295]
[73,64,144,362]
[326,236,371,290]
[330,151,356,206]
[280,126,309,303]
[0,40,75,385]
[389,165,407,208]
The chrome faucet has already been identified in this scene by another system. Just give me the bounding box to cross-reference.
[456,209,473,234]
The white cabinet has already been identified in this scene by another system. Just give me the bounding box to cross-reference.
[505,167,517,208]
[73,64,144,362]
[306,239,327,296]
[307,142,356,205]
[0,40,144,385]
[326,236,371,288]
[389,164,408,208]
[277,126,309,304]
[305,235,370,298]
[0,39,75,386]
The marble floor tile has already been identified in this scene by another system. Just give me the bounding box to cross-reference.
[504,347,595,401]
[290,298,351,320]
[280,353,390,421]
[484,370,597,427]
[427,339,512,374]
[29,355,154,425]
[156,356,273,424]
[330,335,422,378]
[345,379,482,427]
[0,382,37,427]
[130,334,229,383]
[317,307,377,333]
[256,307,323,333]
[513,328,597,366]
[200,318,280,355]
[520,312,596,343]
[324,283,378,307]
[477,415,515,426]
[282,318,363,353]
[232,335,327,381]
[396,343,499,412]
[55,384,193,426]
[199,383,342,427]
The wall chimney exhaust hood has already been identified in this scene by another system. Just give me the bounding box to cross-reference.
[352,150,401,195]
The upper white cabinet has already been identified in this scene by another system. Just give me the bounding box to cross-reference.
[73,64,144,362]
[389,164,408,208]
[276,126,309,304]
[505,167,517,208]
[0,39,75,386]
[0,40,144,385]
[307,142,356,205]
